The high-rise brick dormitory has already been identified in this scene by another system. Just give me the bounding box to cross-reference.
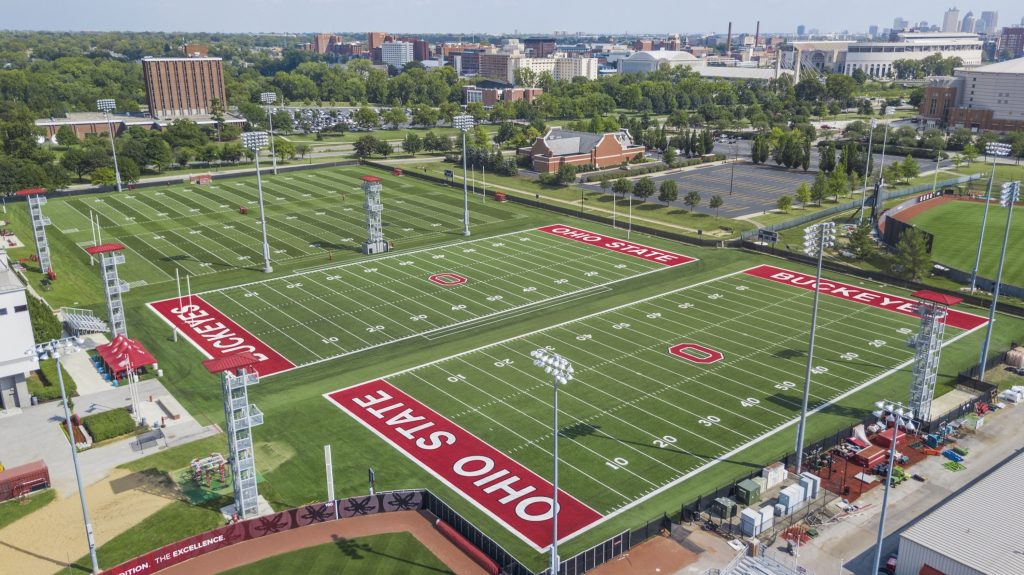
[142,56,228,118]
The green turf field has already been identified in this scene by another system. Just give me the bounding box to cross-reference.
[909,199,1024,287]
[324,262,983,545]
[158,226,681,372]
[41,165,525,287]
[219,533,452,575]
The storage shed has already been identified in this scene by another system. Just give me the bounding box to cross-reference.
[0,460,50,502]
[735,478,762,506]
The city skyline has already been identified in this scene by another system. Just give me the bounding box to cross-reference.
[3,0,1021,35]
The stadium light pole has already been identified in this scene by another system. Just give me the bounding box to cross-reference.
[870,401,916,575]
[976,180,1021,381]
[260,92,279,175]
[454,114,474,237]
[794,222,836,475]
[96,99,123,193]
[728,141,738,196]
[28,337,99,574]
[858,119,877,225]
[876,108,894,190]
[241,131,274,273]
[969,143,1012,292]
[531,349,574,575]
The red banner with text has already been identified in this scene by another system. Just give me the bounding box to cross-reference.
[537,224,696,267]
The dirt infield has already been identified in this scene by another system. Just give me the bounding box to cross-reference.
[159,510,488,575]
[589,536,699,574]
[0,469,177,575]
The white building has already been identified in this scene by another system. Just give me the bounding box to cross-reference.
[508,56,600,83]
[617,50,792,80]
[896,451,1024,575]
[943,7,961,32]
[381,41,413,69]
[0,254,38,410]
[841,32,983,77]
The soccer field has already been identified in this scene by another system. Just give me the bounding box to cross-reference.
[909,199,1024,287]
[150,225,695,375]
[43,165,525,287]
[324,264,986,550]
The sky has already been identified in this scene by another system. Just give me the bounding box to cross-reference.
[3,0,1022,35]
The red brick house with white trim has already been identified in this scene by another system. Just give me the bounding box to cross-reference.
[525,128,645,173]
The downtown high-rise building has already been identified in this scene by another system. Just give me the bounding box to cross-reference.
[978,11,999,34]
[961,11,976,34]
[893,17,909,30]
[943,7,961,32]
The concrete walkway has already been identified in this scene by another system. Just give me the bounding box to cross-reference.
[59,333,112,396]
[0,378,218,497]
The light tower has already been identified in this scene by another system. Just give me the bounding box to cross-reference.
[85,243,129,337]
[96,98,123,193]
[241,131,273,273]
[360,175,389,254]
[204,352,265,520]
[16,188,53,277]
[906,290,963,421]
[453,114,474,236]
[259,92,279,175]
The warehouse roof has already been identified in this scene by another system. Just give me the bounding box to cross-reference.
[964,56,1024,74]
[900,450,1024,574]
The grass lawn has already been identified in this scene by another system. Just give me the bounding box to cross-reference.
[909,199,1024,286]
[0,489,56,530]
[388,160,754,238]
[220,533,452,575]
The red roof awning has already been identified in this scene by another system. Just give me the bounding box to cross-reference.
[361,176,382,183]
[203,352,260,374]
[85,243,126,255]
[96,335,157,370]
[15,187,46,196]
[911,290,963,307]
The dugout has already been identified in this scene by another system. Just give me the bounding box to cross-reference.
[0,460,50,502]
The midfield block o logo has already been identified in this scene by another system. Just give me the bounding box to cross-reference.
[668,343,723,364]
[429,273,467,286]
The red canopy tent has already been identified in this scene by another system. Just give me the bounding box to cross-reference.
[95,335,157,377]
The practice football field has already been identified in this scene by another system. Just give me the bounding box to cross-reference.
[150,225,694,375]
[323,262,986,548]
[42,165,525,287]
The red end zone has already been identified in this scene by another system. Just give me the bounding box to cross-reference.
[148,296,295,376]
[743,265,988,330]
[537,224,696,267]
[325,379,602,551]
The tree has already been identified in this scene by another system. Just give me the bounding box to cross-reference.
[27,292,61,342]
[555,163,577,186]
[198,144,219,164]
[89,167,117,186]
[401,133,423,155]
[827,166,849,201]
[353,134,382,158]
[657,180,678,205]
[410,105,439,128]
[634,177,655,201]
[709,194,724,216]
[851,68,867,85]
[662,147,676,166]
[382,107,407,129]
[901,155,919,180]
[848,219,874,259]
[796,183,812,208]
[55,125,78,146]
[894,227,931,281]
[118,157,141,184]
[962,144,979,165]
[209,97,225,141]
[273,137,295,160]
[374,139,393,157]
[220,143,243,164]
[295,143,311,159]
[819,142,837,173]
[612,177,632,199]
[884,162,903,185]
[683,190,702,212]
[175,147,194,167]
[810,171,828,206]
[352,107,379,130]
[920,128,946,151]
[776,195,793,213]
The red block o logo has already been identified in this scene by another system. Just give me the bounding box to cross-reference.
[669,343,723,364]
[429,273,467,286]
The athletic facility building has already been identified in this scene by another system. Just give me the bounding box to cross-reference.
[918,57,1024,132]
[0,256,36,410]
[526,127,645,173]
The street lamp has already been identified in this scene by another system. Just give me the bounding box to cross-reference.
[870,401,917,575]
[241,131,273,273]
[794,222,836,474]
[28,337,99,574]
[976,180,1021,381]
[453,114,474,237]
[728,141,738,196]
[969,143,1012,292]
[876,108,895,190]
[259,93,279,175]
[530,348,574,575]
[858,118,877,225]
[96,99,123,193]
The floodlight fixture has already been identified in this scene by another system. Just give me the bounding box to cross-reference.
[259,92,277,105]
[871,400,916,575]
[241,131,269,151]
[453,114,474,131]
[96,98,116,113]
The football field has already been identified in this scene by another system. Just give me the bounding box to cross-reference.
[150,225,696,375]
[324,263,987,550]
[43,165,524,287]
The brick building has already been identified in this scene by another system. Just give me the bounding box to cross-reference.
[524,128,645,173]
[1001,27,1024,59]
[524,37,557,58]
[918,57,1024,132]
[462,85,543,106]
[142,56,228,118]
